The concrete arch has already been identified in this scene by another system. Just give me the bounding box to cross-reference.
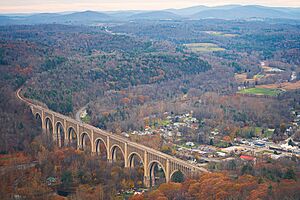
[35,113,42,127]
[148,160,166,176]
[95,138,108,160]
[110,144,125,166]
[128,152,144,168]
[170,169,186,182]
[95,137,107,150]
[148,160,167,187]
[55,121,65,147]
[81,132,92,152]
[68,126,77,149]
[45,117,53,135]
[35,112,41,120]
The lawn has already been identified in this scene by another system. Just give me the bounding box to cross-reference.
[238,87,283,96]
[253,74,264,79]
[81,115,91,123]
[205,31,238,37]
[184,43,225,53]
[254,127,274,138]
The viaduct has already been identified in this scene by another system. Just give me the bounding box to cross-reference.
[17,88,208,187]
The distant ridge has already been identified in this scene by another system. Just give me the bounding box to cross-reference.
[191,5,300,20]
[128,11,182,20]
[0,5,300,25]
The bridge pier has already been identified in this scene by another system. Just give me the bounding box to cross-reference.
[143,176,150,188]
[166,159,170,183]
[124,143,129,168]
[41,110,46,133]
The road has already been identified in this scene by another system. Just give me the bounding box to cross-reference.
[75,104,88,122]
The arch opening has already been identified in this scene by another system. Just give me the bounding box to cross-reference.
[81,133,91,153]
[128,153,144,187]
[95,139,107,160]
[149,161,166,187]
[111,145,125,167]
[35,113,42,128]
[56,122,65,147]
[45,118,53,135]
[68,127,77,149]
[170,170,185,183]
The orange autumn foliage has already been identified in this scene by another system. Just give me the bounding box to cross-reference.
[131,172,300,200]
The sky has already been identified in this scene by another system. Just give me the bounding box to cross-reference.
[0,0,300,13]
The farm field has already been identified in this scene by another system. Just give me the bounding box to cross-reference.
[257,80,300,91]
[253,74,264,79]
[204,31,238,37]
[261,65,284,73]
[235,73,265,83]
[238,87,283,96]
[184,43,225,53]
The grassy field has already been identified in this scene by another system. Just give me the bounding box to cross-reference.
[81,115,91,123]
[257,80,300,91]
[205,31,238,37]
[254,127,274,138]
[253,74,264,79]
[184,43,225,53]
[238,87,283,96]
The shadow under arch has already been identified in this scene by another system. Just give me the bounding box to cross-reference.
[111,145,125,167]
[170,170,186,183]
[128,152,144,187]
[95,138,107,160]
[45,117,53,135]
[128,152,144,168]
[68,127,77,149]
[35,113,42,127]
[148,160,166,187]
[81,132,91,153]
[56,121,65,147]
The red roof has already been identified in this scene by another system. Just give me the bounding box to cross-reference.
[240,155,256,161]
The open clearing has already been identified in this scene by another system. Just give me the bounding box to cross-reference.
[238,87,283,96]
[184,43,225,53]
[257,80,300,91]
[235,73,267,83]
[205,31,238,37]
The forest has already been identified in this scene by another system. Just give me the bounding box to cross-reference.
[0,17,300,199]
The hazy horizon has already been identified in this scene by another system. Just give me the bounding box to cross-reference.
[1,0,300,14]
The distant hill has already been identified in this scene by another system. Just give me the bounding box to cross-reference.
[167,6,209,16]
[0,5,300,25]
[191,5,300,20]
[128,11,182,20]
[0,11,112,25]
[54,11,111,23]
[167,5,241,16]
[0,16,14,25]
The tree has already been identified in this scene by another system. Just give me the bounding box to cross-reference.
[61,171,73,188]
[284,168,296,180]
[161,145,172,155]
[288,139,295,147]
[171,170,185,183]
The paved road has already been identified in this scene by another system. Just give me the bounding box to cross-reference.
[75,104,88,122]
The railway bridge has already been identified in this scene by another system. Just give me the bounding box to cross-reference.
[17,89,208,187]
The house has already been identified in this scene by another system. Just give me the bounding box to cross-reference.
[216,152,226,157]
[240,155,256,163]
[186,142,195,147]
[46,177,57,186]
